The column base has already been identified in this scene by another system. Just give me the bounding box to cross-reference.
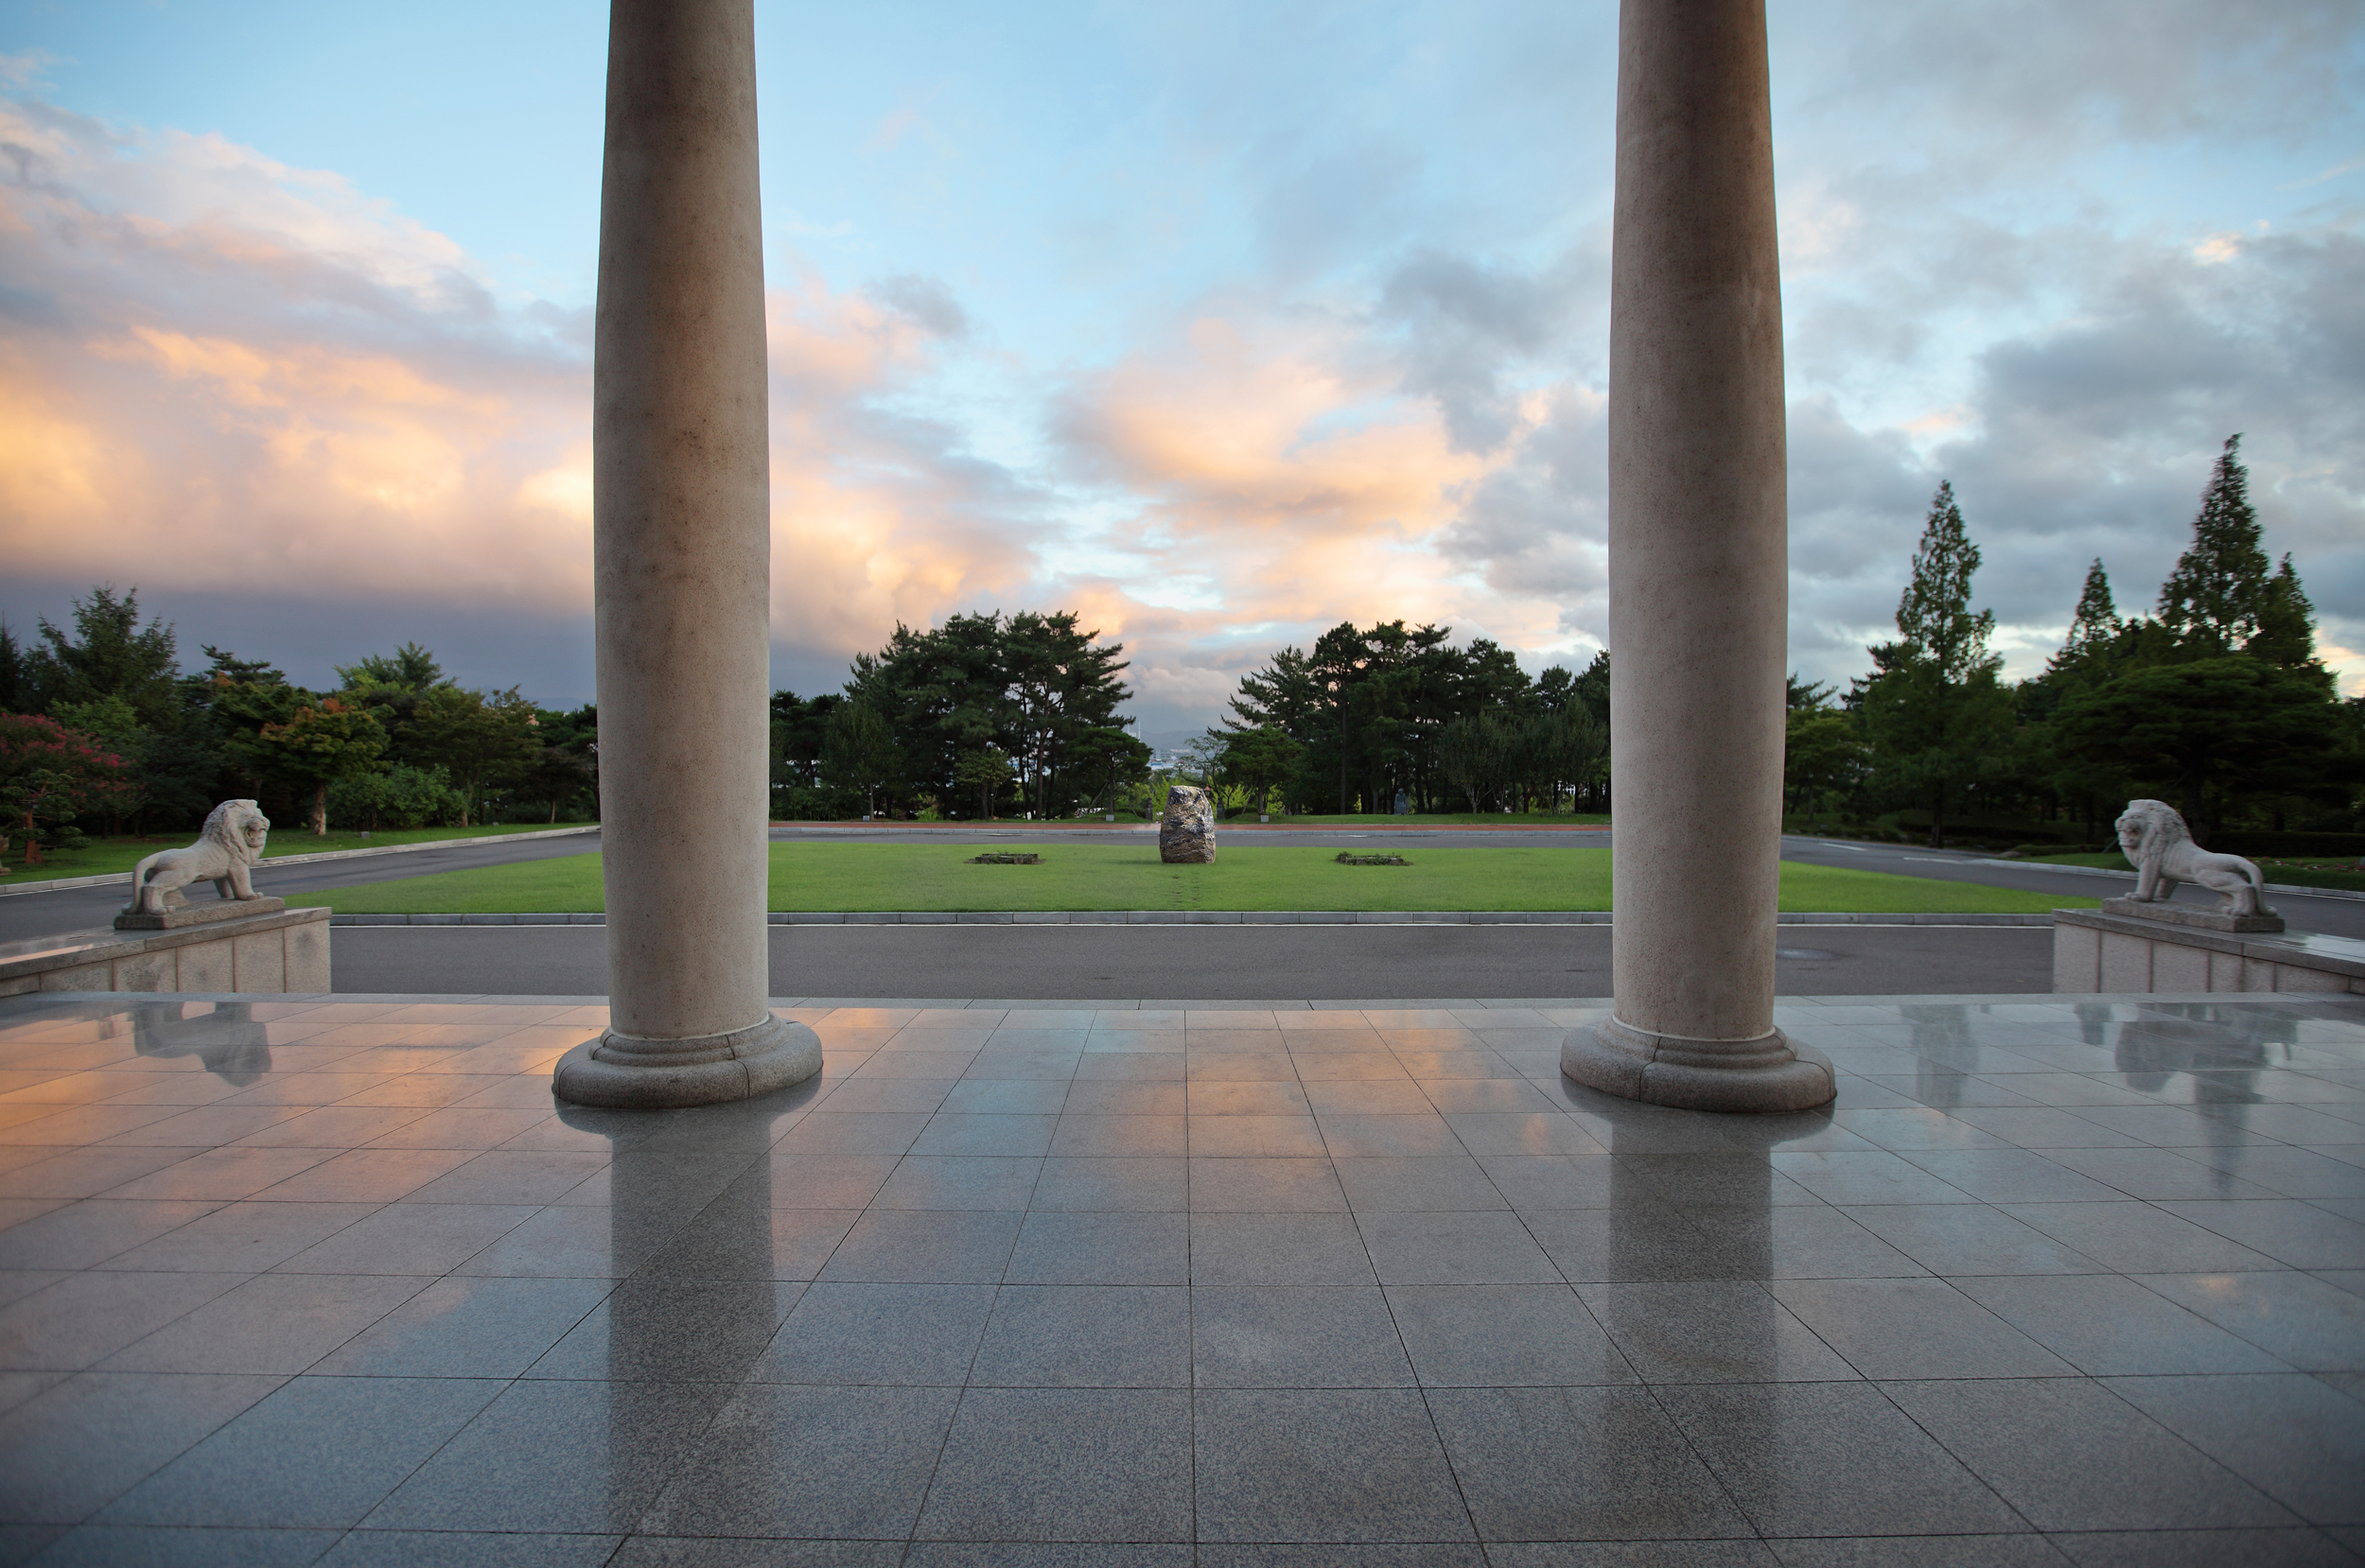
[552,1014,822,1109]
[1563,1015,1833,1113]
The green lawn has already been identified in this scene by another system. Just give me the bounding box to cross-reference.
[2027,849,2365,893]
[305,843,2096,915]
[0,822,593,880]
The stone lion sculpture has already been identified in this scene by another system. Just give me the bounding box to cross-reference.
[2115,799,2269,916]
[126,800,272,915]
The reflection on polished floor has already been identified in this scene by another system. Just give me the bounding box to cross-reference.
[0,991,2360,1566]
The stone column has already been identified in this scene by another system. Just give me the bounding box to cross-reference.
[1560,0,1832,1113]
[553,0,820,1108]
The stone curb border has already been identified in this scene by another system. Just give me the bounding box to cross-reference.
[0,825,602,899]
[330,909,2059,928]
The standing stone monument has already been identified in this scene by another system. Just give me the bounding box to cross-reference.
[552,0,821,1108]
[1559,0,1833,1113]
[1160,786,1217,863]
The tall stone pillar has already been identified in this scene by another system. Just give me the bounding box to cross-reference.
[553,0,820,1108]
[1560,0,1832,1113]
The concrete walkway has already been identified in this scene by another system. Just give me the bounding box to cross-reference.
[0,988,2358,1561]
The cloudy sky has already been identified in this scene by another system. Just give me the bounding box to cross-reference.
[3,0,2359,736]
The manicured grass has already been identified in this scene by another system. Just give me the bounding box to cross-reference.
[2027,848,2365,892]
[0,822,595,880]
[304,843,2097,915]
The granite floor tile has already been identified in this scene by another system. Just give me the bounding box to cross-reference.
[1834,1203,2104,1277]
[1386,1283,1636,1385]
[1357,1211,1558,1285]
[1193,1387,1473,1543]
[917,1388,1192,1542]
[1951,1275,2291,1375]
[0,1146,207,1202]
[243,1147,476,1204]
[316,1529,622,1566]
[98,1271,429,1374]
[1047,1116,1188,1158]
[272,1202,538,1276]
[1188,1285,1414,1387]
[1188,1213,1375,1285]
[2042,1526,2358,1567]
[819,1210,1025,1284]
[1657,1381,2023,1538]
[1445,1115,1605,1158]
[1427,1384,1752,1542]
[365,1378,737,1533]
[640,1202,860,1281]
[2101,1372,2365,1525]
[1004,1212,1187,1285]
[308,1276,610,1378]
[1187,1116,1326,1158]
[911,1114,1060,1159]
[970,1284,1191,1387]
[752,1281,996,1385]
[1683,1206,1926,1280]
[0,1199,222,1271]
[1473,1156,1619,1211]
[1575,1281,1859,1384]
[1769,1277,2077,1379]
[22,1524,339,1565]
[1999,1202,2283,1274]
[99,1201,380,1274]
[1057,1082,1184,1117]
[1029,1157,1187,1212]
[527,1278,799,1382]
[1517,1204,1753,1284]
[398,1151,608,1206]
[2136,1270,2365,1371]
[0,1269,246,1372]
[1764,1539,2067,1566]
[638,1383,959,1541]
[2151,1198,2365,1270]
[1315,1114,1461,1158]
[1770,1151,1980,1206]
[96,1147,333,1202]
[1185,1158,1347,1212]
[1334,1156,1507,1212]
[753,1154,901,1209]
[0,1368,285,1524]
[98,1374,502,1527]
[872,1156,1042,1211]
[1881,1377,2299,1530]
[447,1204,687,1280]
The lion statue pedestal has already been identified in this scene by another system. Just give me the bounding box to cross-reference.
[114,800,288,932]
[2106,799,2283,934]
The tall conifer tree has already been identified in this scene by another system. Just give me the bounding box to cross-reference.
[2157,435,2270,655]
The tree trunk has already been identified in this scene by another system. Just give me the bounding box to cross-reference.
[312,784,329,835]
[1930,782,1946,849]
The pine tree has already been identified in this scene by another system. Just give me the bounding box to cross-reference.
[2249,555,2322,674]
[2055,560,2122,665]
[1895,480,1998,681]
[2157,435,2270,655]
[1859,480,2010,846]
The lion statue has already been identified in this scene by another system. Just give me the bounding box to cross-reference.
[2115,799,2270,917]
[125,800,272,915]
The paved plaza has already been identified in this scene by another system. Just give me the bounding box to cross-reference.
[0,989,2360,1564]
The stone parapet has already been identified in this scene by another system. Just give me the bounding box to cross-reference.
[329,909,2059,928]
[0,907,331,997]
[2052,906,2365,995]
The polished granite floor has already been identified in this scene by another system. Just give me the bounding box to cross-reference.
[0,990,2360,1567]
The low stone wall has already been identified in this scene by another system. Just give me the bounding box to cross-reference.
[2052,907,2365,994]
[0,908,332,996]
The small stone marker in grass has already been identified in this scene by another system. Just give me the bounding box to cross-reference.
[1335,852,1410,866]
[968,852,1042,864]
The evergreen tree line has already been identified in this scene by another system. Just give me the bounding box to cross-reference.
[1794,437,2363,851]
[770,610,1149,820]
[1208,624,1613,816]
[0,592,597,863]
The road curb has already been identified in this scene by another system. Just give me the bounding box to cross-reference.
[0,825,602,899]
[329,909,2061,928]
